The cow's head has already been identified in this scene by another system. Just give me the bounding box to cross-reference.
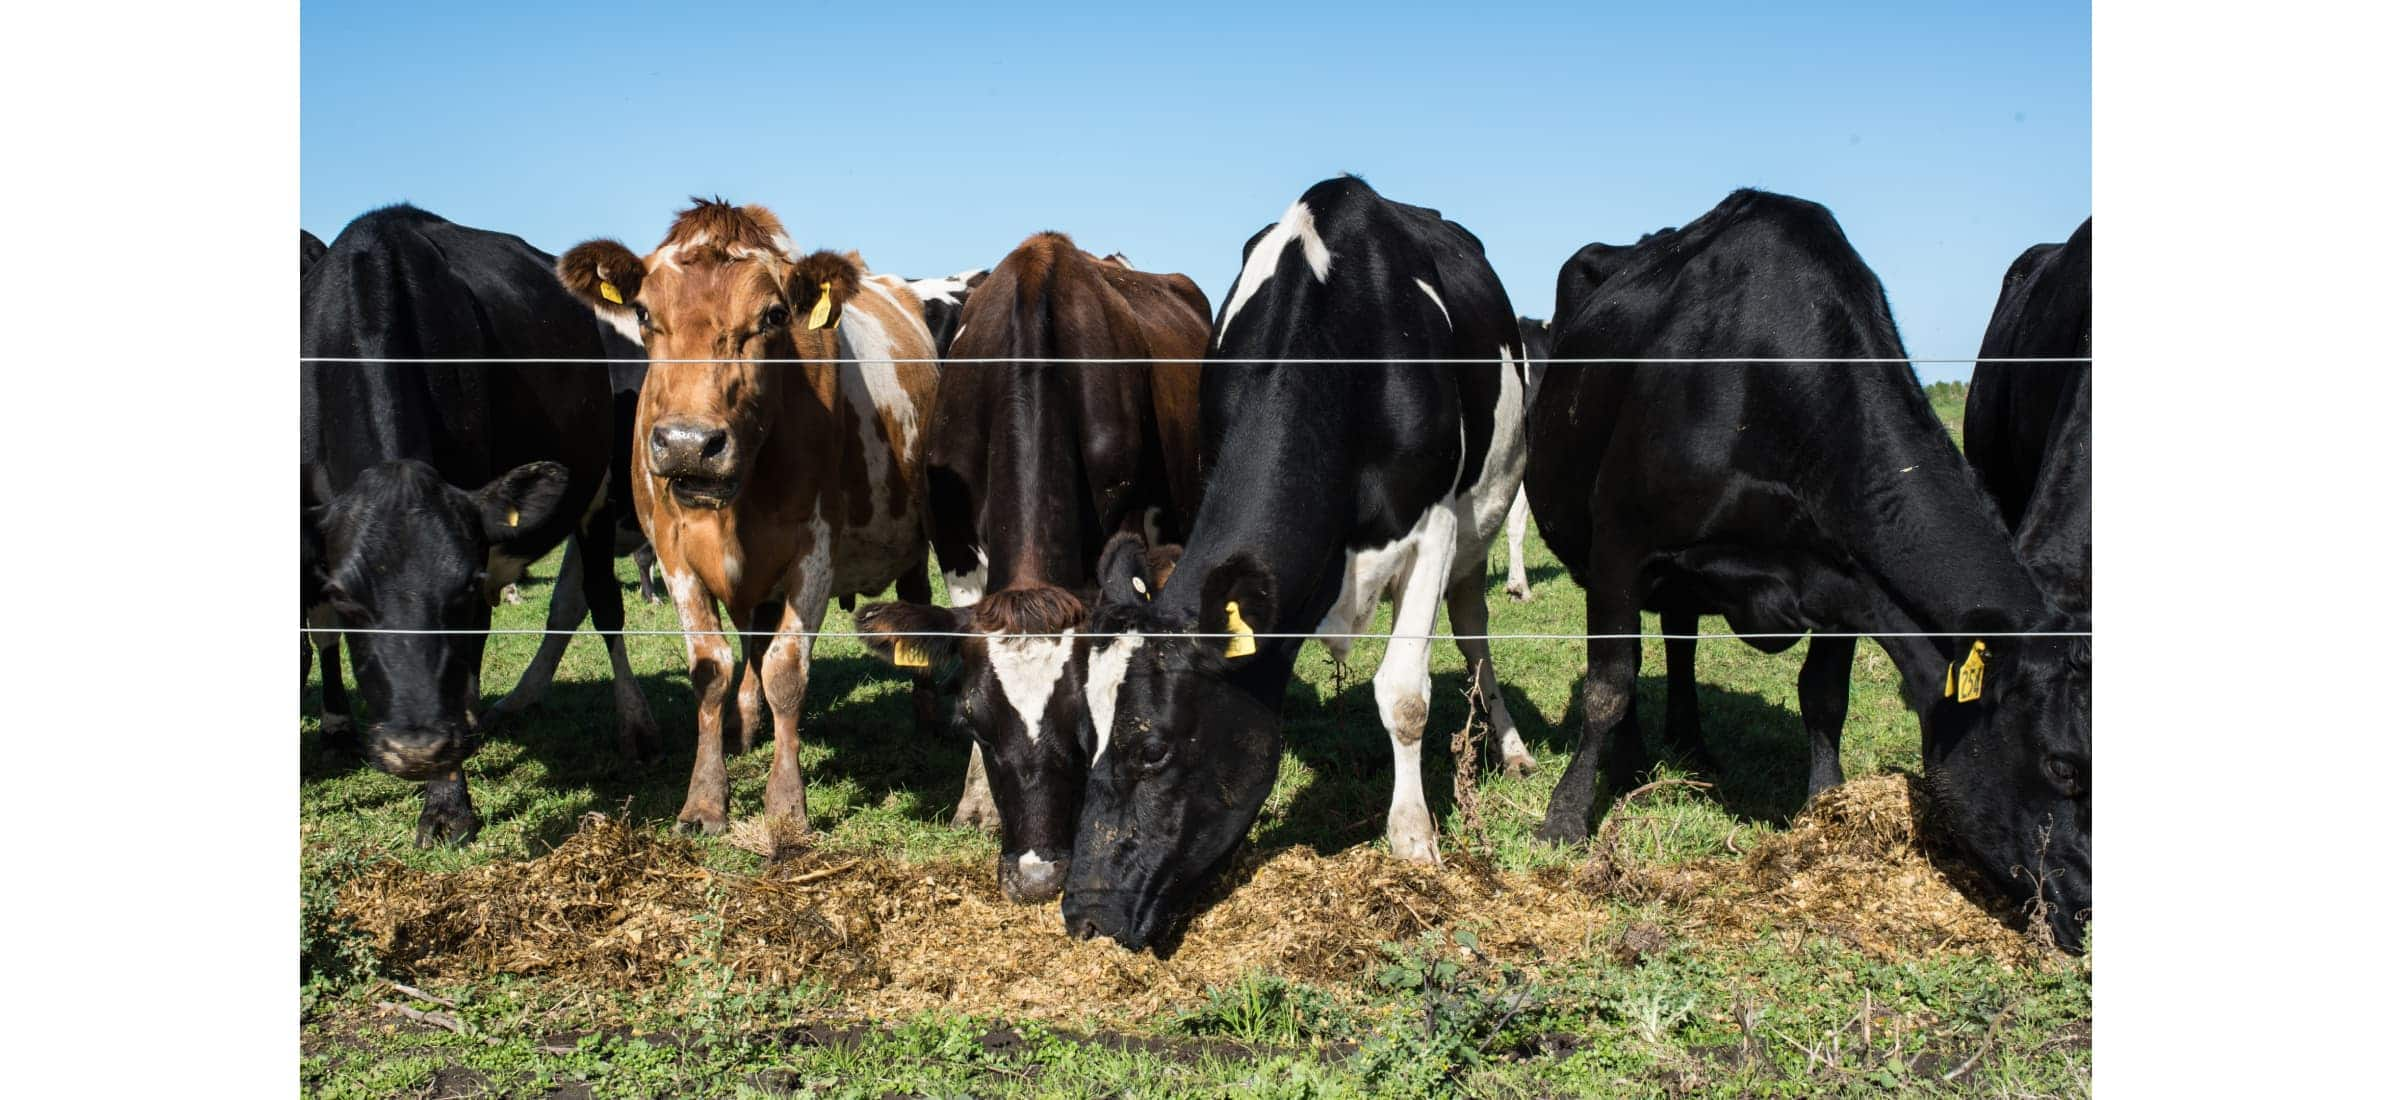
[558,200,861,510]
[1060,535,1285,951]
[1922,614,2093,952]
[306,459,570,785]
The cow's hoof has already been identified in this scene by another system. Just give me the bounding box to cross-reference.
[675,810,728,837]
[1501,755,1537,780]
[415,805,480,848]
[952,803,1000,835]
[1387,806,1441,865]
[1533,818,1589,846]
[1504,581,1532,602]
[617,716,664,763]
[500,584,524,605]
[318,717,363,762]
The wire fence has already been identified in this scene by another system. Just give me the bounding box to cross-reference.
[301,355,2090,366]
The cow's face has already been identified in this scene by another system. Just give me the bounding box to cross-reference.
[1061,538,1282,951]
[559,203,860,511]
[1923,628,2092,952]
[855,585,1092,903]
[308,460,570,782]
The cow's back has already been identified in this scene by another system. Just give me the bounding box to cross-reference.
[1965,219,2091,615]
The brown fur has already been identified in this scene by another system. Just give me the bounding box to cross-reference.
[969,584,1087,637]
[661,197,792,256]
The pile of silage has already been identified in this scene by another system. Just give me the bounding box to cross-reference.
[336,772,2060,1021]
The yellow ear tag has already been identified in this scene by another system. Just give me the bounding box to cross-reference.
[599,281,624,305]
[505,508,519,527]
[1222,600,1256,658]
[892,639,930,669]
[1948,640,1988,703]
[806,281,836,330]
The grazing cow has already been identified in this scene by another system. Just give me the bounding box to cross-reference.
[1500,316,1551,601]
[1526,189,2091,950]
[907,269,988,358]
[849,232,1211,903]
[1965,219,2091,618]
[302,204,659,846]
[1060,176,1531,950]
[557,199,940,837]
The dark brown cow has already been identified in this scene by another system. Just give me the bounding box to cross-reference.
[557,200,940,836]
[851,232,1210,902]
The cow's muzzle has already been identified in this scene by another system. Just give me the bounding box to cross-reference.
[649,418,739,506]
[366,721,476,782]
[999,850,1071,904]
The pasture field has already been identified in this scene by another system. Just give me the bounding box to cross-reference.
[299,518,2088,1098]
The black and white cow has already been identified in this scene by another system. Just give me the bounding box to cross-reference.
[1500,316,1551,602]
[1526,189,2091,951]
[1060,176,1531,950]
[303,204,660,846]
[1965,219,2090,619]
[907,269,989,358]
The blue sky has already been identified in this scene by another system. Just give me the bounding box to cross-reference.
[302,1,2087,382]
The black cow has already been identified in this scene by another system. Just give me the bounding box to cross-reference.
[1526,189,2091,951]
[1500,316,1551,601]
[1060,176,1533,951]
[1965,220,2091,618]
[302,204,660,846]
[301,229,328,274]
[907,269,989,358]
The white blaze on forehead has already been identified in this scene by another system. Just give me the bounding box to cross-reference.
[987,631,1078,743]
[907,269,983,306]
[1084,634,1145,764]
[1218,200,1333,347]
[1414,278,1450,327]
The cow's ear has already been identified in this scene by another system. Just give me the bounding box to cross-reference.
[854,602,969,671]
[1197,554,1277,660]
[1097,532,1155,606]
[558,240,648,315]
[787,250,865,332]
[475,461,572,546]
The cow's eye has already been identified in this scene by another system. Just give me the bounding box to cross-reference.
[2044,755,2085,795]
[759,304,790,330]
[1137,740,1171,769]
[632,302,651,328]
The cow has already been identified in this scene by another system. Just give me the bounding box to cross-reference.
[1525,189,2091,951]
[1059,176,1532,950]
[302,204,660,846]
[301,229,327,274]
[907,269,988,358]
[846,232,1211,903]
[1499,316,1551,602]
[556,199,940,837]
[1965,219,2091,619]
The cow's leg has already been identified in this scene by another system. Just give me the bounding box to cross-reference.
[1377,510,1459,865]
[668,571,737,835]
[1798,636,1857,798]
[896,562,941,737]
[486,539,587,728]
[1502,486,1534,601]
[309,606,359,759]
[759,575,834,830]
[415,767,479,847]
[1444,561,1534,778]
[1659,608,1722,774]
[634,542,662,604]
[1536,580,1647,845]
[578,526,660,762]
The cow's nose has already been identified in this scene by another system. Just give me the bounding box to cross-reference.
[648,418,732,477]
[999,852,1071,904]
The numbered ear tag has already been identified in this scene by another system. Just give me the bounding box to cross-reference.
[599,281,624,305]
[807,281,836,330]
[892,639,930,669]
[505,507,519,527]
[1222,600,1256,658]
[1945,641,1988,702]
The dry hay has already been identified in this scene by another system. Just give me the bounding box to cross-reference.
[338,816,1597,1022]
[1594,773,2054,967]
[335,773,2058,1022]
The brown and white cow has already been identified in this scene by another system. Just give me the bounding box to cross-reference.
[849,232,1210,902]
[557,200,939,836]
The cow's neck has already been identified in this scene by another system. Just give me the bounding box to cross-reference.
[984,365,1089,593]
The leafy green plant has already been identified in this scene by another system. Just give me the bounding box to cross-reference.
[1176,972,1349,1047]
[1353,929,1545,1096]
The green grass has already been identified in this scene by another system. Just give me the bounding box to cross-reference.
[300,510,2087,1097]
